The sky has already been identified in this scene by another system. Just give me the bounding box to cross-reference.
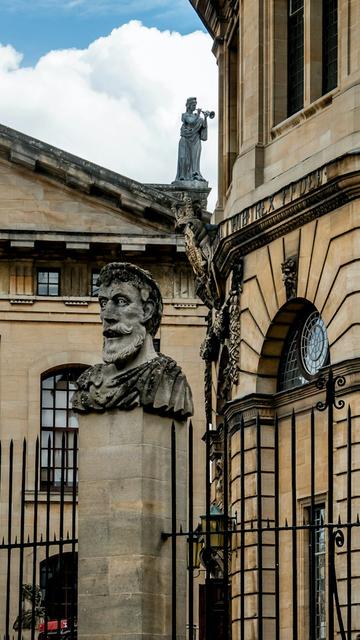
[0,0,218,209]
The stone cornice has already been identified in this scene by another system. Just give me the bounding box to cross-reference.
[213,153,360,277]
[224,359,360,433]
[0,124,179,225]
[189,0,238,40]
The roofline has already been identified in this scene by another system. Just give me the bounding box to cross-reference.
[0,123,179,223]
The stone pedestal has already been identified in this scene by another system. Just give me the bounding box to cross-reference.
[146,182,211,213]
[78,407,187,640]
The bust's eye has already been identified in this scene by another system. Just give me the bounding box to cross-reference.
[114,296,128,306]
[99,298,107,309]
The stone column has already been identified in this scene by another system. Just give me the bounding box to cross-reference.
[77,407,187,640]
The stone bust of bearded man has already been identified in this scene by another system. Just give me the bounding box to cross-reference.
[72,262,194,420]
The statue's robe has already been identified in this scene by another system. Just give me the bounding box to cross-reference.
[176,113,207,181]
[72,354,194,420]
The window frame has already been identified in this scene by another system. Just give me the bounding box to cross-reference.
[308,503,326,640]
[40,367,85,491]
[322,0,338,95]
[287,0,305,117]
[278,307,329,391]
[37,268,61,297]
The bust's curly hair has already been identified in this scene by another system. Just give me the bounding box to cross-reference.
[97,262,163,336]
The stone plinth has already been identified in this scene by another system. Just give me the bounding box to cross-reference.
[78,407,187,640]
[147,182,211,213]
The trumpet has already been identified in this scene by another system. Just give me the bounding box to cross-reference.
[197,108,216,119]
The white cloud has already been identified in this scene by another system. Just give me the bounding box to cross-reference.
[0,44,23,71]
[0,21,218,210]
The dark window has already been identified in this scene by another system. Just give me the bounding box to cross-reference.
[288,0,304,116]
[91,270,100,297]
[40,552,77,622]
[323,0,338,94]
[37,270,60,296]
[309,505,326,640]
[40,367,85,489]
[278,309,329,391]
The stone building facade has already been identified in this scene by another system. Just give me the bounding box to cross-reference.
[189,1,360,638]
[0,123,207,630]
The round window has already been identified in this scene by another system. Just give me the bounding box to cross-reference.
[279,308,329,391]
[300,311,329,376]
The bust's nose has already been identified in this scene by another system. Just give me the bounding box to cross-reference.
[101,300,118,324]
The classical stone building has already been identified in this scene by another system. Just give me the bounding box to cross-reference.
[0,123,207,631]
[187,1,360,638]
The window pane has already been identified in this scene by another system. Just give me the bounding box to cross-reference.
[42,376,54,390]
[288,0,304,116]
[323,0,338,94]
[41,449,53,467]
[55,431,64,447]
[55,410,67,427]
[68,412,79,429]
[55,377,67,390]
[42,390,53,409]
[49,272,59,284]
[41,430,53,447]
[38,284,48,296]
[55,390,67,409]
[42,409,53,428]
[48,284,59,296]
[38,272,48,284]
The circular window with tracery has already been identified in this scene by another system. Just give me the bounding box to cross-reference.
[279,308,329,391]
[300,311,328,376]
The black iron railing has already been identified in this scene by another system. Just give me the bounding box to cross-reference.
[0,433,78,640]
[165,369,359,639]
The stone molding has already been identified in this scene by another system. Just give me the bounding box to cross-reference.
[213,154,360,276]
[224,358,360,432]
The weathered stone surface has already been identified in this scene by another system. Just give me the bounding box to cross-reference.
[78,407,187,640]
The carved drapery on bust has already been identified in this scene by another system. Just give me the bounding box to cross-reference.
[72,262,193,420]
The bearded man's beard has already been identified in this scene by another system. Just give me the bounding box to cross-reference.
[102,322,147,365]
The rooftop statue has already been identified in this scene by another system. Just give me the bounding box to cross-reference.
[174,97,214,183]
[72,262,193,419]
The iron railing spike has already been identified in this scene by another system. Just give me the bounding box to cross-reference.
[267,518,270,528]
[357,513,360,524]
[285,518,288,528]
[338,514,341,525]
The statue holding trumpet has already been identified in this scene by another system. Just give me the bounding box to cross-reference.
[174,96,215,183]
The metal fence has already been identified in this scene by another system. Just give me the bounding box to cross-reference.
[0,434,78,640]
[167,369,359,639]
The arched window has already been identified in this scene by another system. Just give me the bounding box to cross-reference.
[40,367,86,489]
[40,552,77,622]
[278,308,329,391]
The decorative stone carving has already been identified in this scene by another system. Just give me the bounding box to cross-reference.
[174,97,214,183]
[173,194,219,308]
[281,256,298,300]
[72,262,193,419]
[227,261,243,387]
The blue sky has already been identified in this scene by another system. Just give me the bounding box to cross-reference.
[0,2,217,209]
[0,0,205,66]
